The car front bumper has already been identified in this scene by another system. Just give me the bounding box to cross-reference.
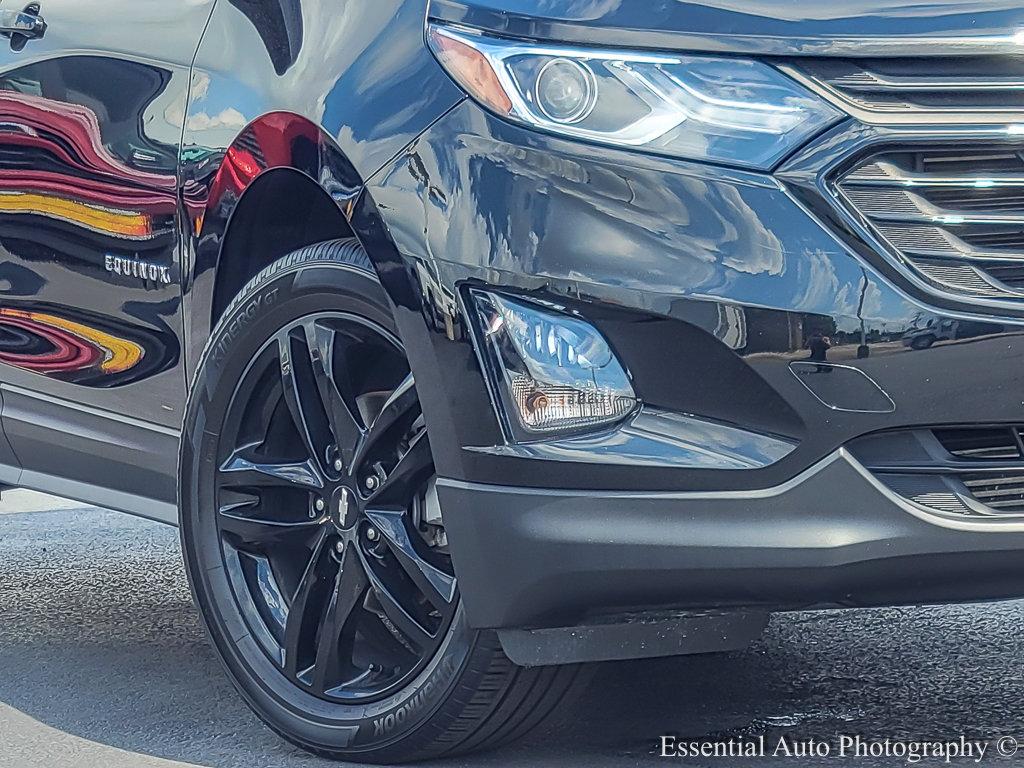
[362,99,1024,630]
[437,449,1024,628]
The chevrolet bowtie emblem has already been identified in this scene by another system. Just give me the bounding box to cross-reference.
[335,486,358,529]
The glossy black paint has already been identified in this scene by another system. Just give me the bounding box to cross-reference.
[0,0,1023,613]
[179,0,463,378]
[430,0,1024,56]
[363,101,1024,491]
[0,1,213,434]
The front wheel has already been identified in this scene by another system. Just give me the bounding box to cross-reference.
[178,241,580,763]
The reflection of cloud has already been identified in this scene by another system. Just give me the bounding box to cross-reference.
[716,185,784,276]
[860,281,883,320]
[190,71,211,102]
[164,71,212,133]
[800,250,886,327]
[796,249,840,309]
[187,108,248,131]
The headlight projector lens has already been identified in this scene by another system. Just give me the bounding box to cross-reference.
[534,58,596,124]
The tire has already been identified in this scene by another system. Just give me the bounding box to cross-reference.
[179,239,582,763]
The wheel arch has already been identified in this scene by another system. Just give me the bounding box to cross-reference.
[209,167,354,325]
[182,111,413,384]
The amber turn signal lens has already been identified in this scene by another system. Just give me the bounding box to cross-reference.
[428,27,513,116]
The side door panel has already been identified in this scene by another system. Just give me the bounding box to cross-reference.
[0,1,214,510]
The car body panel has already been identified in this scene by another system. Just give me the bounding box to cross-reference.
[364,100,1024,492]
[0,0,214,511]
[1,0,1024,626]
[180,0,463,372]
[428,0,1024,56]
[0,0,215,432]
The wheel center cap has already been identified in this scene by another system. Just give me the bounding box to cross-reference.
[331,486,359,530]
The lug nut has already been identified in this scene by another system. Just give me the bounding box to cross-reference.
[365,475,379,491]
[333,458,344,472]
[314,498,325,512]
[335,540,345,554]
[366,527,378,541]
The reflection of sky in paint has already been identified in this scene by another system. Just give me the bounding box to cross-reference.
[180,70,266,149]
[181,0,1024,151]
[186,0,458,152]
[469,0,1024,26]
[175,0,1009,342]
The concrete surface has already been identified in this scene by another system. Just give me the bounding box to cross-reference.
[1,488,1023,766]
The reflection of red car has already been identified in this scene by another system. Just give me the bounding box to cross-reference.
[205,111,320,210]
[0,307,143,378]
[0,90,176,239]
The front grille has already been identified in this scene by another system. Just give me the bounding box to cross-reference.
[790,57,1024,304]
[836,148,1024,300]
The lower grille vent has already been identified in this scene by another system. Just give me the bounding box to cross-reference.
[933,427,1022,460]
[850,427,1024,518]
[962,473,1024,513]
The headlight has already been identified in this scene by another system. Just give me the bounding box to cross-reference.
[428,23,842,170]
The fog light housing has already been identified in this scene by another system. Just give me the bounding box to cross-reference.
[470,290,637,438]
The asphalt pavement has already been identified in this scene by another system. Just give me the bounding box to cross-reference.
[1,489,1023,767]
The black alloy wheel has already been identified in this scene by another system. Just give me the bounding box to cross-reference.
[180,241,582,763]
[215,309,456,702]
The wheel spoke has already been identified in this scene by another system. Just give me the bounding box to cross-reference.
[282,531,332,677]
[353,373,419,469]
[360,549,435,651]
[311,542,369,693]
[278,330,331,474]
[219,503,325,546]
[364,508,455,609]
[365,430,433,507]
[219,452,323,490]
[303,321,365,468]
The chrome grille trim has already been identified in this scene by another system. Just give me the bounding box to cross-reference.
[836,147,1024,299]
[844,188,1024,225]
[981,498,1024,510]
[873,223,959,252]
[961,473,1024,513]
[783,59,1024,123]
[910,260,1010,296]
[964,475,1024,490]
[843,160,1024,187]
[829,71,1024,93]
[907,492,974,515]
[851,428,1024,519]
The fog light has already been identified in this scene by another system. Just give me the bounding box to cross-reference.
[470,291,637,437]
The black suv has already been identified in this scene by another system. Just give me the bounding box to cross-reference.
[2,0,1024,762]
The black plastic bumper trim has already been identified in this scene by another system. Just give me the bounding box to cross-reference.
[438,450,1024,630]
[497,610,768,666]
